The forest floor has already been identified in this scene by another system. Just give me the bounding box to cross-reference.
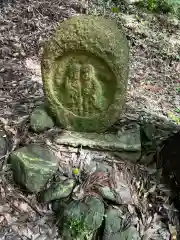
[0,0,179,239]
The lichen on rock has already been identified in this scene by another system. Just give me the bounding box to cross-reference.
[103,208,140,240]
[30,106,54,133]
[39,178,75,202]
[59,196,105,239]
[9,144,58,193]
[41,15,129,132]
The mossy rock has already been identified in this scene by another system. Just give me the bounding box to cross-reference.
[30,106,54,133]
[39,178,75,202]
[41,15,129,132]
[103,208,140,240]
[9,144,58,193]
[59,196,105,239]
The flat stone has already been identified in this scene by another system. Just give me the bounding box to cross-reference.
[41,15,129,132]
[59,196,104,239]
[9,144,58,193]
[30,106,54,133]
[55,128,141,152]
[39,178,75,202]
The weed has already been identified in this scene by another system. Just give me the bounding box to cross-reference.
[168,111,180,125]
[66,217,88,237]
[135,0,180,18]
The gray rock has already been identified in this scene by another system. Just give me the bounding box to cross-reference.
[30,106,54,133]
[103,208,140,240]
[141,123,156,141]
[59,196,104,239]
[99,184,132,204]
[114,124,141,162]
[55,123,141,153]
[117,124,141,149]
[40,178,75,202]
[0,130,7,159]
[113,151,141,163]
[140,152,155,165]
[9,144,58,193]
[99,186,117,202]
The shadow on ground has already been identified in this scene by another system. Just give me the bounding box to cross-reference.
[158,130,180,219]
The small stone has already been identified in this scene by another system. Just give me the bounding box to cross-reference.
[9,144,58,193]
[30,106,54,133]
[141,123,156,141]
[0,130,7,159]
[39,178,75,202]
[59,196,104,239]
[103,208,140,240]
[117,124,141,151]
[99,186,116,202]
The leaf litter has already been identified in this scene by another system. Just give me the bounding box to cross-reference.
[0,0,180,239]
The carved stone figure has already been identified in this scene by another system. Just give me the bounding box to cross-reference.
[81,63,103,116]
[41,15,129,132]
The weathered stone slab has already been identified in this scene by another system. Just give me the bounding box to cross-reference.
[41,15,129,132]
[55,127,141,152]
[9,144,58,193]
[55,124,141,162]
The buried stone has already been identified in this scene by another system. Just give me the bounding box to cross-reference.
[103,208,140,240]
[9,144,58,193]
[59,196,104,239]
[41,15,129,132]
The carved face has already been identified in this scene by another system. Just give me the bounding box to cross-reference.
[81,64,95,82]
[50,53,116,117]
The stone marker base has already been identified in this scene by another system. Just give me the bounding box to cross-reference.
[54,126,142,163]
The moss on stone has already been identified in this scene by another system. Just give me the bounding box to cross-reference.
[41,15,129,132]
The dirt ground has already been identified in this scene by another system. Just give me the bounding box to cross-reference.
[0,0,180,239]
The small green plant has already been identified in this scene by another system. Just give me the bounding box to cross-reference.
[135,0,180,18]
[168,111,180,125]
[67,217,88,237]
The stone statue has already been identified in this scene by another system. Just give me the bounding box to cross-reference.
[41,15,129,132]
[81,63,103,116]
